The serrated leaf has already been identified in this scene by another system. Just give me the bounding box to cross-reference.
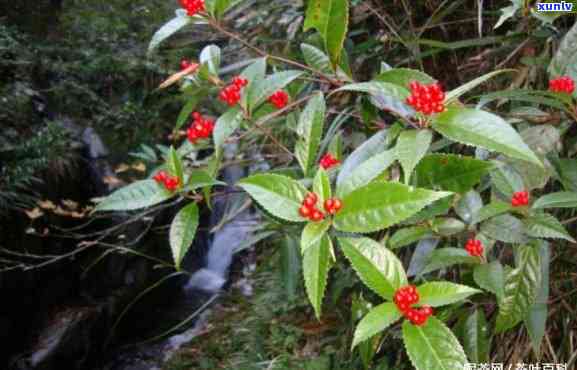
[525,240,550,354]
[300,43,351,81]
[414,154,493,193]
[524,212,576,242]
[470,201,511,225]
[213,107,243,152]
[238,174,308,222]
[295,93,326,176]
[301,220,331,254]
[495,243,541,332]
[490,162,525,196]
[183,169,225,191]
[333,182,452,233]
[336,149,396,198]
[313,168,331,203]
[337,130,388,189]
[169,202,199,270]
[352,302,401,348]
[455,191,483,224]
[303,234,333,319]
[480,214,527,243]
[94,180,173,211]
[249,70,303,111]
[402,317,468,370]
[304,0,349,69]
[532,191,577,209]
[461,309,490,363]
[473,261,505,300]
[148,15,193,55]
[417,282,481,307]
[388,226,433,250]
[335,82,410,101]
[445,70,514,103]
[339,237,407,300]
[374,68,436,86]
[396,129,433,184]
[421,248,481,275]
[432,108,542,167]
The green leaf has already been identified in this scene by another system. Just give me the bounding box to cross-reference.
[334,182,452,233]
[336,150,396,198]
[413,154,493,193]
[248,70,303,111]
[304,0,349,69]
[490,163,525,196]
[402,317,468,370]
[279,235,301,298]
[532,191,577,209]
[148,14,193,55]
[167,146,184,184]
[445,70,514,103]
[238,174,308,222]
[374,68,436,86]
[213,107,243,152]
[169,202,199,270]
[417,282,481,307]
[461,309,490,363]
[495,243,542,333]
[240,58,267,108]
[407,238,439,277]
[335,82,410,101]
[183,169,225,191]
[421,248,481,275]
[313,168,331,203]
[432,108,542,167]
[205,0,233,19]
[175,98,199,130]
[337,130,388,190]
[455,191,483,224]
[470,201,511,225]
[301,220,331,254]
[300,43,351,81]
[431,218,466,237]
[338,237,408,300]
[524,212,576,242]
[199,44,221,75]
[480,214,527,243]
[396,129,433,184]
[473,261,505,300]
[525,241,550,354]
[520,125,561,155]
[94,180,173,212]
[295,93,326,176]
[352,302,402,348]
[303,234,333,319]
[388,226,433,250]
[494,1,521,29]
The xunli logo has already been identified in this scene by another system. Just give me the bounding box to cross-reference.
[536,1,574,11]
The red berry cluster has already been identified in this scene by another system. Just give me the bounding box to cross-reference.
[219,76,248,106]
[319,153,340,170]
[549,76,575,94]
[323,198,343,215]
[393,285,433,326]
[465,238,483,257]
[187,112,214,144]
[153,171,180,192]
[299,192,325,222]
[179,0,205,16]
[406,81,445,115]
[268,90,289,109]
[511,191,529,207]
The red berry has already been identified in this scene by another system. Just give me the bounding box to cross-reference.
[164,176,180,192]
[465,239,483,257]
[511,191,529,207]
[306,192,318,203]
[232,76,248,88]
[299,205,311,218]
[550,76,575,94]
[406,80,445,115]
[320,153,339,170]
[323,199,335,212]
[268,90,289,109]
[153,170,168,183]
[180,0,205,16]
[310,210,325,222]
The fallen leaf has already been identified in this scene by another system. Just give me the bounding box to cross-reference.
[62,199,79,210]
[132,162,146,172]
[38,200,56,210]
[115,163,131,173]
[158,63,200,89]
[102,176,124,186]
[25,208,44,219]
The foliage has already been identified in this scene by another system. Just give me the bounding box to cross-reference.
[91,0,577,369]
